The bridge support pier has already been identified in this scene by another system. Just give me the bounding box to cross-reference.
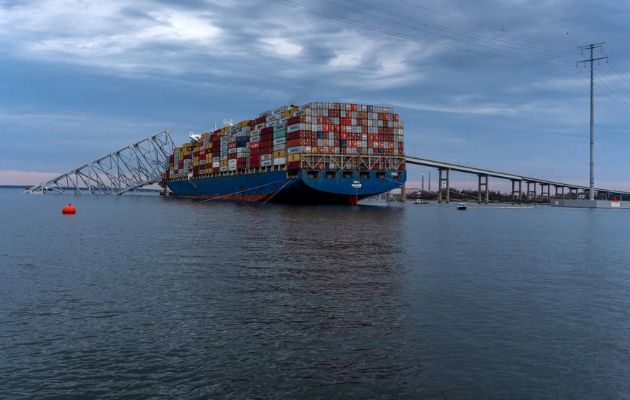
[526,181,537,201]
[540,183,550,201]
[400,184,406,202]
[438,168,450,203]
[569,187,577,199]
[511,180,522,202]
[478,174,489,204]
[554,185,565,199]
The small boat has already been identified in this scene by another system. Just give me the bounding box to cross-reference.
[414,199,430,205]
[457,202,467,210]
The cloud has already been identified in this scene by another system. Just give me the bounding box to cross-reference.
[1,0,630,188]
[260,37,302,57]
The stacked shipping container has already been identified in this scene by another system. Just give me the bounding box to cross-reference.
[167,102,404,179]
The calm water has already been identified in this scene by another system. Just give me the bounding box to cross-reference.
[1,188,630,399]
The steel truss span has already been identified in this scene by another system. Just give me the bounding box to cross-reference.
[27,131,175,195]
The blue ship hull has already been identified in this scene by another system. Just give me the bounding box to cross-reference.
[166,169,406,205]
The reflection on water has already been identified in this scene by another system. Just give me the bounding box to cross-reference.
[1,190,630,398]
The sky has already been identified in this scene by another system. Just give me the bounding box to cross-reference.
[1,0,629,190]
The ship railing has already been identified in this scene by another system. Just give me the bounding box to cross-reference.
[299,154,405,171]
[167,155,406,181]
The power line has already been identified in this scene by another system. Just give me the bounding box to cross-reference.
[270,0,468,52]
[576,63,630,114]
[598,76,630,112]
[599,63,630,100]
[359,0,576,62]
[603,59,630,93]
[396,0,579,54]
[275,0,574,66]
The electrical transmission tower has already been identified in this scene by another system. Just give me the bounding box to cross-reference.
[577,43,607,201]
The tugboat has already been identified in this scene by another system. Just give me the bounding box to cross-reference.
[457,202,467,210]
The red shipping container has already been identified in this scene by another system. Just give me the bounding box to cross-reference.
[287,161,301,170]
[229,153,237,159]
[287,115,306,125]
[287,138,310,147]
[287,131,311,141]
[250,142,260,150]
[254,116,266,125]
[250,161,260,168]
[250,155,260,163]
[261,127,274,136]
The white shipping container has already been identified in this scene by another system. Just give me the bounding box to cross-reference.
[273,137,286,145]
[261,160,272,167]
[261,154,272,161]
[228,159,237,165]
[273,157,286,166]
[287,146,302,155]
[287,123,301,133]
[220,166,228,172]
[212,162,220,168]
[228,165,237,171]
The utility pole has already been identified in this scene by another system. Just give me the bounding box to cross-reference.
[421,173,425,192]
[577,42,607,201]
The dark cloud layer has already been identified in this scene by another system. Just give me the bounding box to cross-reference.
[0,0,629,187]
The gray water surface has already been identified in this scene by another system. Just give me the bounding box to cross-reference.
[1,189,629,399]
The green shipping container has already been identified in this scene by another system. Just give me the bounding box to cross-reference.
[273,129,286,139]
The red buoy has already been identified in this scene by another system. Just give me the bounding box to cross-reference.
[62,204,76,215]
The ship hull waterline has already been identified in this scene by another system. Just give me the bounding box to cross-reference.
[166,170,406,205]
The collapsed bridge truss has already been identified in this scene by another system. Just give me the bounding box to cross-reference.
[27,130,175,195]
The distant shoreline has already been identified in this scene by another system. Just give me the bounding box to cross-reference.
[0,185,29,189]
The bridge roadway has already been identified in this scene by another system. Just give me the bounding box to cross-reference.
[405,155,630,203]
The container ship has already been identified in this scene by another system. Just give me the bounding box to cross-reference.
[164,102,406,205]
